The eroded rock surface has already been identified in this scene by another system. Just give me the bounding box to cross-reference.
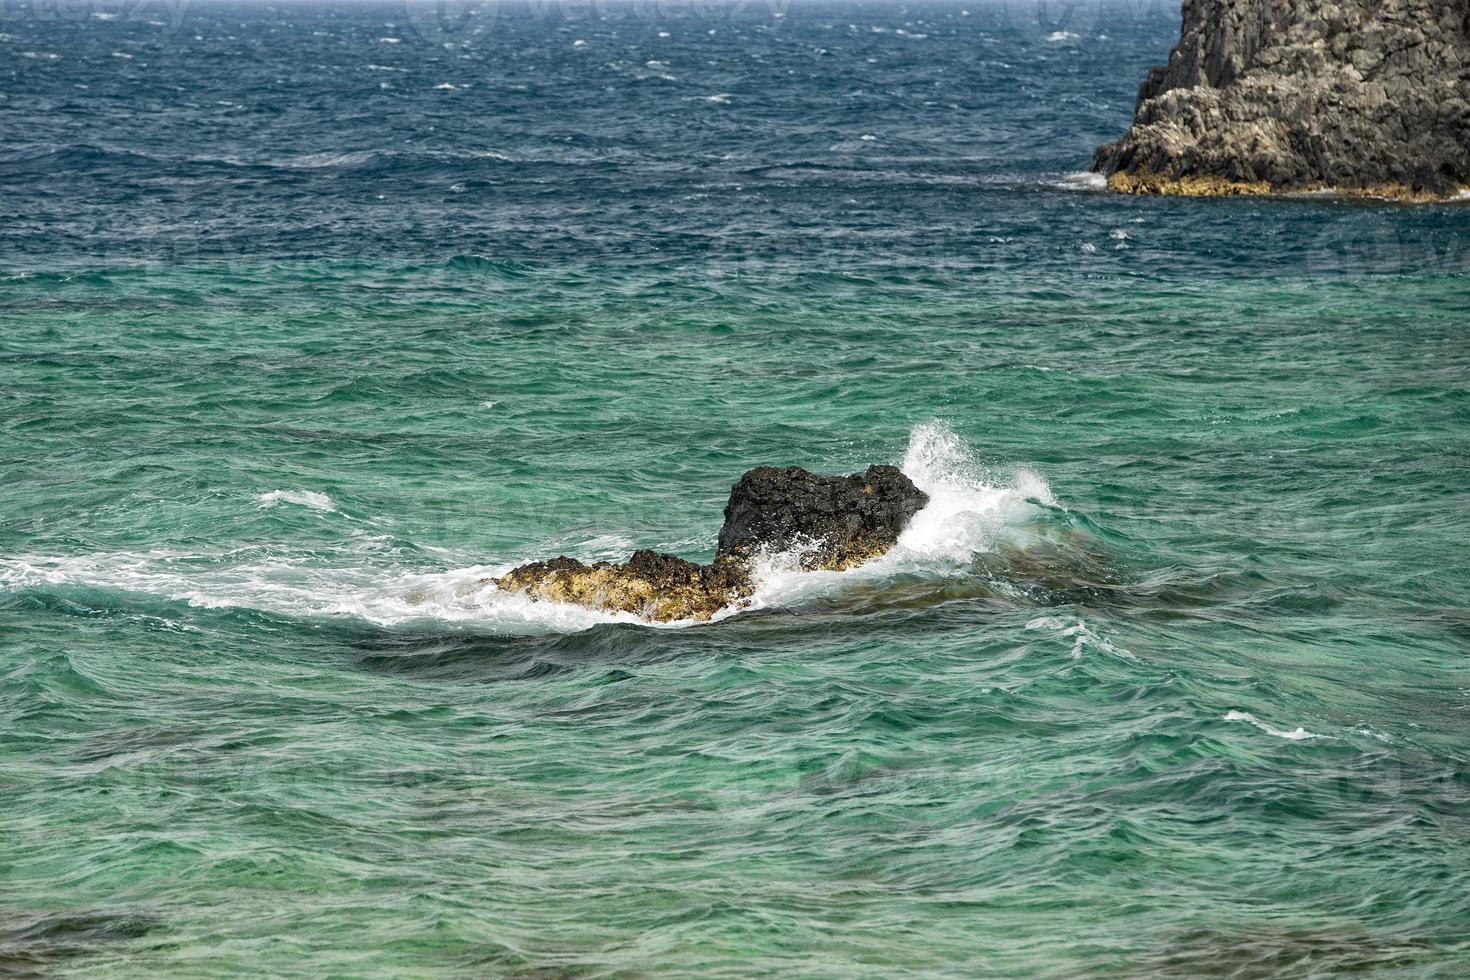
[487,464,929,622]
[490,550,750,622]
[716,464,929,570]
[1093,0,1470,199]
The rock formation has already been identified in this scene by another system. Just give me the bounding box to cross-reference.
[1092,0,1470,199]
[488,464,929,623]
[716,465,927,571]
[491,550,750,623]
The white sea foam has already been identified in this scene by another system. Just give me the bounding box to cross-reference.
[257,490,335,512]
[1052,171,1107,192]
[896,420,1054,563]
[1224,710,1322,741]
[0,551,701,634]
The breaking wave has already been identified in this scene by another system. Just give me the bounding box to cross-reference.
[741,421,1057,614]
[0,423,1061,635]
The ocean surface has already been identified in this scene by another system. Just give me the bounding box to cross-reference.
[3,0,1470,974]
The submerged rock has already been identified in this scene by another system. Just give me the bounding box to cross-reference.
[488,464,929,622]
[1092,0,1470,200]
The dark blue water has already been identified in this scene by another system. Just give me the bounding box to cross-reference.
[3,0,1460,274]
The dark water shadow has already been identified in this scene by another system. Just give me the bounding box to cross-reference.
[0,909,159,978]
[344,615,771,682]
[1121,924,1460,977]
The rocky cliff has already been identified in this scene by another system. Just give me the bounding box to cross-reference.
[1093,0,1470,199]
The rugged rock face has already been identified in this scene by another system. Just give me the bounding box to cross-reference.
[716,465,930,571]
[1093,0,1470,199]
[488,464,929,623]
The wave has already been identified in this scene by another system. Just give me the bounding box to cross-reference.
[0,423,1061,635]
[0,143,622,180]
[256,489,335,512]
[1049,171,1107,192]
[1224,710,1323,741]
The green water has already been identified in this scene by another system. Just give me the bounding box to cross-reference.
[3,257,1469,974]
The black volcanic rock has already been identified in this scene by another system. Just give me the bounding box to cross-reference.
[716,464,929,571]
[1093,0,1470,199]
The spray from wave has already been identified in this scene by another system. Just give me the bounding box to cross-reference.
[0,423,1060,634]
[740,421,1057,613]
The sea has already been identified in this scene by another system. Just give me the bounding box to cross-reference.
[2,0,1469,974]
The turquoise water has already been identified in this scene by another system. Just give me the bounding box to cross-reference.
[4,2,1470,975]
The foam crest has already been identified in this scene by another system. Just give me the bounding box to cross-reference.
[894,420,1054,566]
[1224,710,1323,741]
[257,490,335,512]
[1051,171,1107,191]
